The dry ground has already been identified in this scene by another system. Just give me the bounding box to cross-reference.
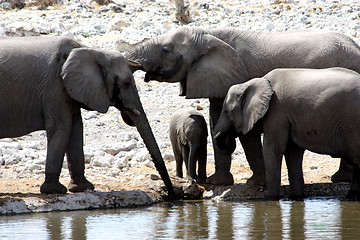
[0,152,340,195]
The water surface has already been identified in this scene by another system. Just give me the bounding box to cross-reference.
[1,198,359,239]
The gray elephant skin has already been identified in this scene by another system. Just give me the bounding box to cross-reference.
[170,109,207,183]
[0,36,174,195]
[214,67,360,199]
[127,26,360,186]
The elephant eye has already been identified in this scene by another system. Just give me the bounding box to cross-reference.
[162,45,171,53]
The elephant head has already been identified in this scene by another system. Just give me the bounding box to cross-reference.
[60,48,174,196]
[127,27,249,99]
[214,78,274,152]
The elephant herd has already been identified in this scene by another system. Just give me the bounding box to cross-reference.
[2,26,360,200]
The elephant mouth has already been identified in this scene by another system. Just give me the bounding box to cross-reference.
[111,83,138,127]
[144,55,183,82]
[145,66,181,82]
[215,126,237,155]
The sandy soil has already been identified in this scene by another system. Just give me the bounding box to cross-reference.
[0,151,340,194]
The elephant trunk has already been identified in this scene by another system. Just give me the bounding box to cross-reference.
[124,107,175,197]
[213,115,237,155]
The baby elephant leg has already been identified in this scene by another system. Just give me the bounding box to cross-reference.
[173,143,185,178]
[196,144,207,184]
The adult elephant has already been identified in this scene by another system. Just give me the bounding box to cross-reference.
[126,26,360,186]
[213,68,360,199]
[0,36,174,195]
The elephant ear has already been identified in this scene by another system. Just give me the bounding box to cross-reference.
[61,48,110,113]
[185,34,249,99]
[240,78,274,134]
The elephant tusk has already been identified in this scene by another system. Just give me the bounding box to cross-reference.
[214,132,222,139]
[129,108,141,116]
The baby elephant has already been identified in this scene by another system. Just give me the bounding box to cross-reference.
[214,67,360,199]
[170,109,208,183]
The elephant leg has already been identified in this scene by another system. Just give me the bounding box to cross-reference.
[173,144,184,178]
[188,146,198,181]
[206,98,234,185]
[331,158,353,183]
[284,141,305,199]
[41,119,72,194]
[263,137,285,200]
[347,163,360,200]
[238,126,266,187]
[66,111,94,192]
[182,144,191,179]
[197,145,207,184]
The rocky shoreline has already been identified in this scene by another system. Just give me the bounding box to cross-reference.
[1,0,360,215]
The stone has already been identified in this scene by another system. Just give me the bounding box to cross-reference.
[150,174,160,180]
[108,19,130,32]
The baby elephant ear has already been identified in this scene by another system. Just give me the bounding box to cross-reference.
[61,48,110,113]
[186,34,249,99]
[241,78,274,134]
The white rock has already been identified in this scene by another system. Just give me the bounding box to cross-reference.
[264,22,276,31]
[104,140,138,156]
[0,25,5,35]
[29,164,42,171]
[144,160,154,168]
[163,150,175,162]
[107,18,130,32]
[0,141,22,150]
[115,158,129,169]
[61,31,75,38]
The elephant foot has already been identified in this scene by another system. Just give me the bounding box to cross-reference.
[331,169,353,183]
[346,190,360,200]
[68,178,95,192]
[206,172,234,185]
[197,176,207,184]
[246,173,266,187]
[263,195,281,201]
[40,181,67,194]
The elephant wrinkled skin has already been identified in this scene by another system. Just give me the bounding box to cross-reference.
[214,68,360,199]
[127,26,360,186]
[0,36,174,196]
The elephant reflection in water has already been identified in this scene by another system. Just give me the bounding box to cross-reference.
[152,202,211,239]
[44,212,86,239]
[248,201,305,239]
[150,201,234,239]
[340,202,360,238]
[37,200,360,238]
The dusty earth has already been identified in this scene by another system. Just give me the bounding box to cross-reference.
[0,150,346,196]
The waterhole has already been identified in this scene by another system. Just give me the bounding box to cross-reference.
[1,197,359,239]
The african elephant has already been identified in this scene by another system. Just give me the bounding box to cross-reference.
[214,68,360,199]
[126,26,360,186]
[170,109,208,183]
[0,36,174,195]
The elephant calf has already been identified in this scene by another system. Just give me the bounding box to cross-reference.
[170,109,208,183]
[0,36,173,195]
[214,67,360,199]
